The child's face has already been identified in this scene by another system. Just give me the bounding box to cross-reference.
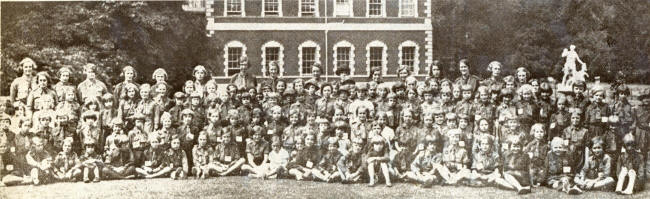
[185,84,194,94]
[387,98,396,107]
[453,88,461,98]
[253,133,262,142]
[557,101,566,111]
[156,85,167,96]
[423,116,433,126]
[295,140,304,150]
[63,142,72,153]
[552,144,565,155]
[446,119,457,128]
[229,116,239,126]
[533,128,545,140]
[505,82,515,89]
[479,92,489,102]
[450,134,460,145]
[39,117,51,126]
[162,119,172,128]
[85,145,95,154]
[507,120,518,130]
[424,93,433,102]
[272,143,282,152]
[517,72,527,82]
[573,86,584,96]
[402,113,413,124]
[335,128,344,137]
[408,90,416,99]
[207,85,217,94]
[191,98,200,106]
[140,89,150,99]
[112,124,122,133]
[462,90,472,100]
[372,142,384,152]
[434,115,444,124]
[479,120,489,132]
[322,87,332,98]
[540,92,550,100]
[328,143,337,152]
[458,119,468,129]
[33,139,44,152]
[104,100,113,108]
[0,120,10,130]
[426,143,436,152]
[171,139,181,149]
[242,98,250,105]
[441,93,450,103]
[272,110,282,120]
[305,136,315,147]
[135,120,144,128]
[252,116,260,124]
[198,136,207,147]
[290,114,299,124]
[594,92,604,103]
[522,91,532,101]
[480,140,491,153]
[174,98,184,105]
[222,134,231,143]
[318,123,328,132]
[377,115,386,126]
[358,111,367,121]
[334,110,345,121]
[89,104,98,111]
[127,89,136,98]
[210,114,220,124]
[591,142,604,157]
[150,139,160,149]
[183,115,193,124]
[570,115,580,126]
[65,92,76,101]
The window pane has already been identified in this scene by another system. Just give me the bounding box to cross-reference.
[369,0,382,16]
[370,47,383,68]
[265,47,280,69]
[228,47,242,76]
[336,47,351,74]
[335,0,350,16]
[302,47,316,75]
[402,47,415,67]
[227,0,242,15]
[301,0,316,16]
[265,0,279,15]
[400,0,415,16]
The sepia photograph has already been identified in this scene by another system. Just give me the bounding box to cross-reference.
[0,0,648,198]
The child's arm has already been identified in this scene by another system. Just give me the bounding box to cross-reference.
[181,152,189,173]
[247,153,258,167]
[26,152,40,168]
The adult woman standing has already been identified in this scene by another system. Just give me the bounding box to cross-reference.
[26,72,58,117]
[481,61,505,90]
[113,66,139,102]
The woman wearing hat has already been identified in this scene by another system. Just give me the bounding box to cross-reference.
[77,63,108,105]
[192,65,210,96]
[10,57,39,110]
[53,66,76,103]
[113,66,140,102]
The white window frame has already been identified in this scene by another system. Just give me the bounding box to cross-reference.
[262,0,282,17]
[366,40,388,76]
[399,0,418,17]
[399,40,420,74]
[182,0,206,12]
[223,40,247,77]
[299,0,319,17]
[332,40,356,76]
[260,41,285,77]
[333,0,353,17]
[366,0,386,17]
[224,0,245,17]
[298,40,321,76]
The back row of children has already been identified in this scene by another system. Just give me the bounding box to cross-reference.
[1,57,649,195]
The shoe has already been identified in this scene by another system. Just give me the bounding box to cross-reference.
[518,187,531,194]
[33,178,40,185]
[93,178,100,183]
[84,178,90,183]
[124,175,135,179]
[568,186,582,195]
[386,183,393,187]
[368,181,376,187]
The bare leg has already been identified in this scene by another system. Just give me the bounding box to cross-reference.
[289,168,304,181]
[2,175,24,186]
[503,172,522,191]
[615,168,628,192]
[380,163,391,187]
[622,170,637,195]
[367,164,376,186]
[593,177,615,190]
[31,168,40,185]
[221,159,245,176]
[147,167,173,178]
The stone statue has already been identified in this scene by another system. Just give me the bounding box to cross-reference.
[558,45,588,92]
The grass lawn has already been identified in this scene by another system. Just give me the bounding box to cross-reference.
[2,177,650,199]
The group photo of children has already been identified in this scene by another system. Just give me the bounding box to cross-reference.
[1,55,649,196]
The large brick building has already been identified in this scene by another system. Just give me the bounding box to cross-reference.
[183,0,433,82]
